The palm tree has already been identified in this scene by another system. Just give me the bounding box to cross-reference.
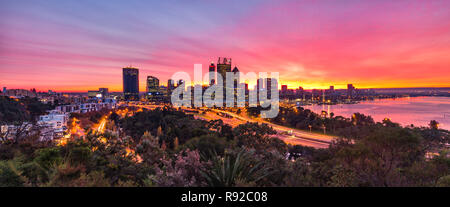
[201,149,271,187]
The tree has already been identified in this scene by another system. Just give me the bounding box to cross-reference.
[0,96,30,124]
[34,147,63,170]
[19,162,48,186]
[429,120,439,130]
[283,158,315,187]
[152,149,209,187]
[233,123,284,154]
[201,149,271,187]
[183,134,228,156]
[135,132,164,166]
[332,126,424,186]
[0,160,24,187]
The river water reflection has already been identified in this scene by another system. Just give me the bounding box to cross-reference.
[302,96,450,130]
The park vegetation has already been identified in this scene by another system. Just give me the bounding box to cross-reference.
[0,97,449,187]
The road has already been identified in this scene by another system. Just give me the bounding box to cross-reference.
[94,115,108,133]
[130,104,335,148]
[208,108,334,148]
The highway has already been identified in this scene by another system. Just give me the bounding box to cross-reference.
[208,108,334,148]
[129,103,335,148]
[94,114,109,133]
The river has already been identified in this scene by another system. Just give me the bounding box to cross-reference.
[302,96,450,130]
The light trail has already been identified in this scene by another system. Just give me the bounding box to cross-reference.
[208,108,335,148]
[128,104,336,148]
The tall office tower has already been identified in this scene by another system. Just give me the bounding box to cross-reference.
[281,85,288,97]
[167,79,175,95]
[123,67,139,101]
[217,57,232,81]
[232,66,240,106]
[2,87,6,94]
[209,62,216,86]
[296,86,304,97]
[232,66,240,86]
[238,83,249,105]
[347,84,355,98]
[217,57,232,104]
[244,83,249,103]
[266,78,272,99]
[99,88,109,98]
[256,78,263,104]
[257,78,277,100]
[177,79,185,87]
[146,76,160,98]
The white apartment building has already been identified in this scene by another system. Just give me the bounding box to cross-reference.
[55,99,117,113]
[38,110,69,139]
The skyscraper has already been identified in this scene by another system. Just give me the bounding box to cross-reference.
[266,78,272,99]
[177,79,185,87]
[217,57,232,104]
[257,78,276,101]
[99,88,109,98]
[167,79,175,95]
[329,86,334,91]
[146,76,160,99]
[232,66,240,106]
[209,62,216,86]
[232,66,239,84]
[281,85,288,96]
[347,84,355,98]
[217,57,232,83]
[123,67,139,101]
[256,78,263,104]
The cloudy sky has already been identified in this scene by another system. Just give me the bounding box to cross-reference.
[1,0,449,92]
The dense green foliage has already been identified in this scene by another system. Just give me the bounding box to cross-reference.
[0,96,51,124]
[0,106,448,187]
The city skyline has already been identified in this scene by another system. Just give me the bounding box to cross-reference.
[1,0,450,92]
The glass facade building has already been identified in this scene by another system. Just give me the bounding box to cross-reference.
[123,67,139,100]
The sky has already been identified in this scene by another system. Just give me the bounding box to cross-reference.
[0,0,449,92]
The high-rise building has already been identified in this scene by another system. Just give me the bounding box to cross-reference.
[256,78,263,104]
[146,76,160,98]
[266,78,272,99]
[232,66,240,106]
[99,88,109,98]
[256,78,276,102]
[209,62,216,86]
[232,66,240,84]
[167,79,175,95]
[347,84,355,98]
[281,85,288,96]
[296,86,304,98]
[217,57,232,104]
[217,57,232,82]
[2,87,6,94]
[177,79,185,87]
[240,83,249,105]
[123,67,139,101]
